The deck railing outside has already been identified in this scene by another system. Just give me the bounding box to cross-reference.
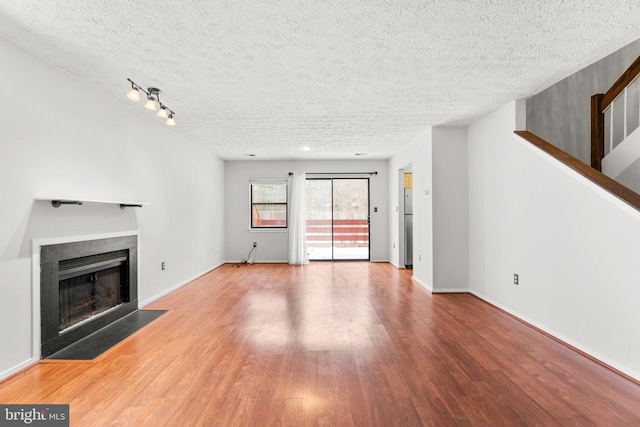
[305,219,369,247]
[252,217,369,247]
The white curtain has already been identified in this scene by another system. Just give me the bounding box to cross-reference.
[288,171,309,265]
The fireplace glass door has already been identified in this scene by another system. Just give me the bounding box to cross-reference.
[59,265,121,331]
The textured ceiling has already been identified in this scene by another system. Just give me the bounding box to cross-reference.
[0,1,639,160]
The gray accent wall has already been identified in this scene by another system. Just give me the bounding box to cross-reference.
[526,38,640,164]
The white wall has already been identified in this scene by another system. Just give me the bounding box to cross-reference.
[468,101,640,380]
[225,160,389,263]
[0,37,225,379]
[432,127,469,292]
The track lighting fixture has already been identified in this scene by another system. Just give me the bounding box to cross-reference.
[126,78,176,126]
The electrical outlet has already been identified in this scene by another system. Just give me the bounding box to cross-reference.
[419,253,422,261]
[161,262,166,271]
[253,242,257,247]
[393,242,396,248]
[514,273,519,285]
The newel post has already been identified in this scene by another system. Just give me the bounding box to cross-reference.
[591,94,604,171]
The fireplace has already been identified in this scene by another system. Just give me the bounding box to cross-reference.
[40,236,138,358]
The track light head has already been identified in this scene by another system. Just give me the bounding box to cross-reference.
[157,106,168,119]
[166,113,176,126]
[126,79,140,102]
[127,79,140,102]
[127,87,140,102]
[144,96,157,111]
[145,87,160,110]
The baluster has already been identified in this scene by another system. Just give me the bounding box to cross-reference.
[612,93,625,149]
[624,87,628,138]
[627,76,640,136]
[604,105,612,156]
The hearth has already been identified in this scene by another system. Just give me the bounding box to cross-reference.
[40,235,138,358]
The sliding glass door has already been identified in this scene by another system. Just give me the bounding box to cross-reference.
[305,178,370,261]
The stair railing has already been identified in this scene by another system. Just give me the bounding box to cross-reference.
[591,56,640,171]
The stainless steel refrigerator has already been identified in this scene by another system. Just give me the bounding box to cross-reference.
[404,188,413,268]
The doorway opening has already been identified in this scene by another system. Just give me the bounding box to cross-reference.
[306,178,370,261]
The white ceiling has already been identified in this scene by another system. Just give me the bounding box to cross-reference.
[0,1,639,160]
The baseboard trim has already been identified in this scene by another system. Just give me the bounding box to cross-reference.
[224,260,288,264]
[411,275,433,293]
[223,260,393,264]
[432,288,469,294]
[0,358,38,383]
[469,290,640,386]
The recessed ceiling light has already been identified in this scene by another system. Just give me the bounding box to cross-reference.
[355,153,368,156]
[302,146,311,151]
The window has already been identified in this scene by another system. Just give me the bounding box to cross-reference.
[250,179,287,228]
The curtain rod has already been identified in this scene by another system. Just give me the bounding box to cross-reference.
[288,172,378,176]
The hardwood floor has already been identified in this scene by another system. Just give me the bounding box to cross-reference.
[2,262,640,425]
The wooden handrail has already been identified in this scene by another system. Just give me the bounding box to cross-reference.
[515,131,640,214]
[602,55,640,109]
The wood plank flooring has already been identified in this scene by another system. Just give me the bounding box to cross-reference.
[2,262,640,425]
